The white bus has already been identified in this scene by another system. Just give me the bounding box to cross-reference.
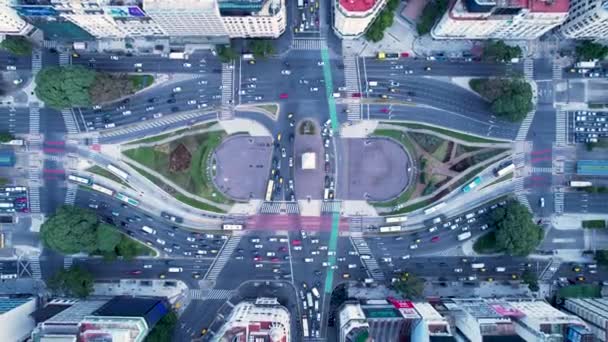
[107,164,129,180]
[457,231,472,241]
[115,193,139,206]
[302,317,309,338]
[0,202,13,208]
[495,163,515,177]
[242,54,254,60]
[169,52,186,59]
[141,226,156,235]
[385,215,407,223]
[424,202,446,215]
[471,263,485,269]
[68,174,91,185]
[569,181,592,187]
[265,180,274,202]
[91,183,114,196]
[306,292,313,308]
[379,225,401,233]
[222,224,243,231]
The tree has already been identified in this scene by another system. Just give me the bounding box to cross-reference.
[575,41,608,61]
[491,202,543,256]
[595,250,608,266]
[96,223,122,253]
[249,40,275,59]
[47,266,94,298]
[483,40,522,62]
[88,73,136,104]
[417,0,448,35]
[216,44,238,63]
[145,311,178,342]
[35,66,97,109]
[0,36,33,56]
[40,205,99,254]
[392,273,425,299]
[522,270,539,292]
[469,78,533,121]
[115,236,141,260]
[0,132,15,143]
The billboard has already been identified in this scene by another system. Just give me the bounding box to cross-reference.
[106,6,146,18]
[15,6,58,17]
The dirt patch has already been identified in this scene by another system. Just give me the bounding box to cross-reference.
[169,143,192,172]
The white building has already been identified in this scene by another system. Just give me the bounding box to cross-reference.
[432,0,570,40]
[563,298,608,342]
[333,0,387,38]
[221,0,286,38]
[0,297,37,342]
[214,297,291,342]
[339,303,370,342]
[0,0,34,40]
[560,0,608,38]
[143,0,228,39]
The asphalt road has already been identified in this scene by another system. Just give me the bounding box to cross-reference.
[361,58,523,78]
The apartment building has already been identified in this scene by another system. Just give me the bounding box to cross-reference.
[333,0,387,38]
[220,0,286,38]
[563,298,608,342]
[432,0,570,39]
[561,0,608,38]
[0,0,34,40]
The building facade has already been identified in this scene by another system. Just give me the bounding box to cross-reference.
[333,0,387,38]
[563,298,608,342]
[214,297,291,341]
[220,0,286,38]
[561,0,608,39]
[432,0,569,40]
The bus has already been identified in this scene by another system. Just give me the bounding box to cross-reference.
[471,263,485,269]
[424,202,446,215]
[265,180,274,202]
[385,215,407,223]
[169,52,186,59]
[115,193,139,206]
[462,177,482,193]
[107,164,129,181]
[379,225,401,233]
[68,174,91,185]
[495,163,515,177]
[91,183,115,196]
[298,0,304,7]
[302,317,309,338]
[569,181,592,187]
[306,292,313,308]
[0,203,11,209]
[141,226,157,235]
[222,224,243,231]
[457,232,471,241]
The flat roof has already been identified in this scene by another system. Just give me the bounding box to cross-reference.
[525,0,569,13]
[577,160,608,176]
[339,0,377,12]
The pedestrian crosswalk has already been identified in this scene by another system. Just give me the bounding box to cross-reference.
[259,201,300,215]
[513,178,532,212]
[531,167,552,174]
[31,48,42,74]
[554,191,564,214]
[220,63,234,120]
[292,38,327,50]
[61,109,79,134]
[188,288,235,300]
[63,257,73,269]
[552,60,563,81]
[28,186,41,213]
[65,183,78,205]
[42,40,59,49]
[29,103,40,135]
[349,216,363,233]
[539,258,561,282]
[28,255,41,280]
[58,52,71,66]
[555,108,567,146]
[516,108,536,142]
[523,58,534,80]
[350,237,384,281]
[99,111,212,140]
[342,54,362,121]
[204,236,242,282]
[321,201,340,213]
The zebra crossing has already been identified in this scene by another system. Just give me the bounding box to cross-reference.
[61,109,79,134]
[342,55,362,121]
[28,255,41,280]
[188,288,235,300]
[220,63,234,120]
[31,48,42,74]
[555,108,567,146]
[552,60,563,81]
[63,257,73,269]
[204,236,242,282]
[29,103,40,135]
[42,40,59,49]
[523,58,534,80]
[58,52,71,66]
[350,237,385,281]
[531,166,552,174]
[349,216,362,233]
[65,183,78,205]
[321,201,340,213]
[513,178,532,212]
[554,191,564,214]
[99,111,212,139]
[28,186,41,214]
[539,259,561,282]
[259,201,300,215]
[292,38,327,50]
[515,109,536,141]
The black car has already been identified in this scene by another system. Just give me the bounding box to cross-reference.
[148,97,156,103]
[167,98,177,103]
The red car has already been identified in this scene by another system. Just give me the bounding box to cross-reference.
[431,236,440,243]
[279,93,289,99]
[401,52,410,57]
[351,93,361,98]
[271,257,280,262]
[292,239,301,246]
[129,270,142,275]
[278,246,287,252]
[253,256,262,261]
[381,108,390,113]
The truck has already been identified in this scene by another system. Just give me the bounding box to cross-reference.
[169,52,187,59]
[302,317,309,337]
[575,60,598,68]
[306,292,313,308]
[168,267,183,273]
[311,287,320,298]
[569,181,592,187]
[141,226,157,235]
[364,278,375,284]
[471,263,485,269]
[462,176,482,193]
[457,232,472,241]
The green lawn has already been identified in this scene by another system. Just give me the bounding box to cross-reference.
[130,74,154,90]
[379,198,433,216]
[257,104,278,115]
[582,220,606,229]
[431,141,449,161]
[558,284,602,298]
[384,122,505,144]
[86,165,130,187]
[125,122,217,145]
[482,172,513,189]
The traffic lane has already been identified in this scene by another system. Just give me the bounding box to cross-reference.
[0,108,29,134]
[528,105,556,148]
[177,299,225,341]
[72,52,222,74]
[368,105,518,140]
[564,192,608,214]
[554,261,606,284]
[362,58,521,77]
[0,53,31,70]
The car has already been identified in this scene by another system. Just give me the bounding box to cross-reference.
[183,63,192,67]
[6,65,16,71]
[143,264,152,269]
[122,110,132,115]
[173,87,182,93]
[156,238,166,245]
[281,148,286,158]
[281,70,291,75]
[573,266,581,272]
[289,157,294,168]
[317,61,324,66]
[129,270,142,275]
[424,66,431,71]
[145,106,155,112]
[279,93,288,99]
[254,96,263,101]
[431,236,440,242]
[454,268,463,273]
[253,256,263,261]
[409,244,418,249]
[310,87,319,92]
[381,108,390,114]
[187,100,197,105]
[255,263,263,268]
[352,93,362,98]
[163,247,173,253]
[540,197,545,208]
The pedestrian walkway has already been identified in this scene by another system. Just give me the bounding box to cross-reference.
[539,258,561,282]
[259,201,300,215]
[531,167,552,174]
[61,109,79,134]
[350,237,385,281]
[515,109,536,142]
[58,52,71,66]
[342,55,362,121]
[27,255,41,280]
[523,58,534,80]
[220,63,234,120]
[63,257,73,269]
[27,186,41,214]
[292,38,327,50]
[321,201,340,214]
[188,288,235,300]
[204,235,242,282]
[65,183,78,205]
[29,103,40,135]
[513,178,532,212]
[554,191,564,215]
[31,49,42,74]
[555,108,567,146]
[552,60,563,81]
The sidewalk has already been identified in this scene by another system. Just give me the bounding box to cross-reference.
[552,214,608,231]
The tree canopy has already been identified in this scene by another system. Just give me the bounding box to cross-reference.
[35,66,97,109]
[482,40,522,62]
[491,201,543,256]
[521,269,539,292]
[575,41,608,61]
[88,73,137,104]
[417,0,448,35]
[0,36,33,56]
[365,5,399,43]
[0,132,15,143]
[47,266,94,298]
[470,78,533,121]
[249,40,275,59]
[145,311,178,342]
[595,250,608,266]
[392,273,425,299]
[216,44,238,63]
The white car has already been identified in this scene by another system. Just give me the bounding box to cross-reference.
[281,148,286,158]
[254,96,263,101]
[153,113,163,119]
[310,87,319,92]
[401,255,410,260]
[187,100,197,105]
[163,247,173,253]
[93,105,102,110]
[122,110,132,115]
[409,244,418,250]
[293,246,303,251]
[197,103,208,108]
[248,77,258,82]
[145,106,154,111]
[110,56,119,60]
[198,80,208,85]
[173,87,182,93]
[186,237,196,242]
[134,63,143,68]
[6,65,16,71]
[255,263,263,268]
[247,84,256,89]
[454,268,463,273]
[317,61,324,66]
[289,157,293,168]
[183,63,192,68]
[143,264,152,269]
[156,238,166,245]
[281,70,291,75]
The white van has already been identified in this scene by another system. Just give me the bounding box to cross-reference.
[141,226,156,235]
[168,267,183,273]
[465,213,475,220]
[368,81,378,87]
[304,258,314,263]
[495,267,506,272]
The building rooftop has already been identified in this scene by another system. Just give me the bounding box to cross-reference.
[339,0,377,12]
[577,160,608,176]
[0,297,33,314]
[525,0,569,13]
[92,296,168,328]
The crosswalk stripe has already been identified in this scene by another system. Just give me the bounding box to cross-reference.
[554,191,564,214]
[63,257,73,269]
[292,38,327,50]
[29,102,40,135]
[259,201,300,215]
[539,258,561,281]
[204,236,242,282]
[61,109,80,134]
[531,167,552,174]
[556,108,567,146]
[28,255,42,280]
[188,288,235,300]
[59,52,71,66]
[28,187,41,213]
[350,237,384,281]
[342,54,362,121]
[321,200,340,213]
[220,63,234,120]
[65,183,78,205]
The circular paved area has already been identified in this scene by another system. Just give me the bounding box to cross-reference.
[338,138,410,201]
[213,135,273,201]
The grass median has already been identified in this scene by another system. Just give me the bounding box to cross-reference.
[384,122,506,144]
